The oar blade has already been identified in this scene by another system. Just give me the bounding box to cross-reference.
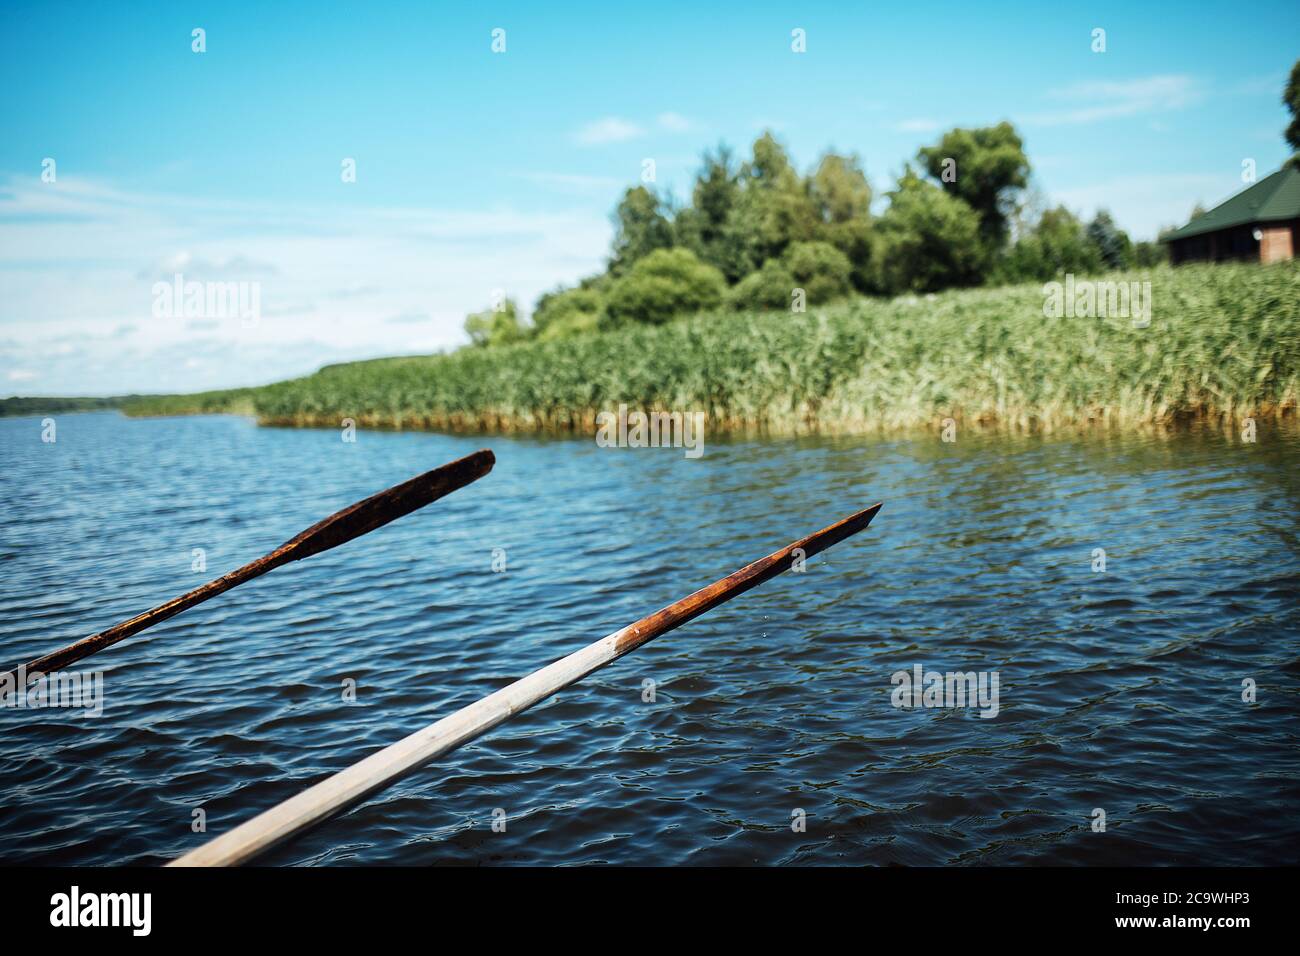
[274,449,495,563]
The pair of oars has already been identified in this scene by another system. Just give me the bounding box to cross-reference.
[2,445,882,866]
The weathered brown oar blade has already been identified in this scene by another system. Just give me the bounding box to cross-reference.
[2,449,495,684]
[169,501,882,866]
[611,501,883,659]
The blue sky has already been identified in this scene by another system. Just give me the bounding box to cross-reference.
[1,0,1296,395]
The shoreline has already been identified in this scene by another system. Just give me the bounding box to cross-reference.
[9,262,1298,437]
[107,404,1297,444]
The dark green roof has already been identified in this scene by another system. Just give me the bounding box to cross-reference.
[1163,164,1300,242]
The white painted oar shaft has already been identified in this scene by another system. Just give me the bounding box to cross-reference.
[168,628,626,867]
[170,502,881,867]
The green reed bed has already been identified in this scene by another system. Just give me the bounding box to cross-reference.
[124,262,1300,435]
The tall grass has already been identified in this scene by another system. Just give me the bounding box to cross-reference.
[124,262,1300,434]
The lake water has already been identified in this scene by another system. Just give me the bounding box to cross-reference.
[1,411,1297,866]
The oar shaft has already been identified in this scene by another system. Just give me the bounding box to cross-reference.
[12,560,268,679]
[169,502,882,867]
[2,450,494,687]
[171,629,625,867]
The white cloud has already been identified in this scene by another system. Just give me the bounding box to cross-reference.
[7,369,37,382]
[0,176,611,394]
[657,112,693,132]
[570,113,692,146]
[325,284,380,300]
[573,116,645,145]
[136,251,279,281]
[1025,74,1202,126]
[384,310,431,325]
[896,118,942,133]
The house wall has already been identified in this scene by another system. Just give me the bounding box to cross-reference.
[1259,221,1296,263]
[1167,221,1300,265]
[1168,226,1258,264]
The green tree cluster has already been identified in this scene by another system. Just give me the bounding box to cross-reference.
[464,298,526,348]
[464,119,1178,346]
[603,248,726,327]
[917,122,1029,248]
[872,169,987,294]
[995,205,1167,283]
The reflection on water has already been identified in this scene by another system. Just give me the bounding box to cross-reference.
[1,412,1297,865]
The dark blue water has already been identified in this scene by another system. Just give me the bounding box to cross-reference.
[1,411,1297,865]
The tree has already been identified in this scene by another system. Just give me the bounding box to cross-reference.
[995,206,1102,283]
[784,241,853,304]
[464,298,526,347]
[1285,58,1300,160]
[1034,206,1103,275]
[809,153,872,224]
[609,186,674,275]
[726,241,852,311]
[917,122,1030,250]
[1131,241,1168,268]
[727,259,797,311]
[532,283,606,341]
[674,145,744,279]
[726,132,821,275]
[1086,209,1134,270]
[603,248,726,326]
[872,170,987,294]
[809,152,874,291]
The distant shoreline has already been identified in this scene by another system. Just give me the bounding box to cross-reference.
[8,262,1297,435]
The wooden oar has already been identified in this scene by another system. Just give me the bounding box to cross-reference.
[169,501,882,867]
[1,449,495,688]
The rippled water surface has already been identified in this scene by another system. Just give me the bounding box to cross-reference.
[1,412,1297,866]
